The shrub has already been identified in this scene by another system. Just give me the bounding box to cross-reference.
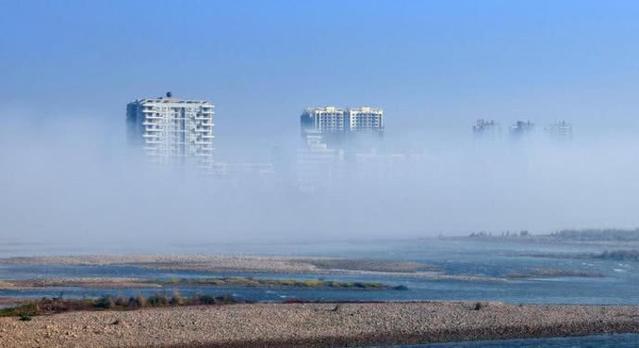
[114,297,128,307]
[147,294,168,307]
[170,291,184,306]
[95,296,115,309]
[128,295,147,309]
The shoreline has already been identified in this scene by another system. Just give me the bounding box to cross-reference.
[1,301,638,347]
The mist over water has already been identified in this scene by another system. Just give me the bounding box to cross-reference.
[1,110,638,248]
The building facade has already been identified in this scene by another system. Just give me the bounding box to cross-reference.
[301,106,384,134]
[346,107,384,132]
[127,92,215,168]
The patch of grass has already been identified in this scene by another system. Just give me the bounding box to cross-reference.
[0,293,246,318]
[147,294,169,306]
[159,277,400,290]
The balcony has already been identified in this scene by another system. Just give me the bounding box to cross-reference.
[145,115,163,120]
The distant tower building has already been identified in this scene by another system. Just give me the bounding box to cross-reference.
[472,119,500,138]
[126,92,215,168]
[510,120,535,138]
[545,121,573,140]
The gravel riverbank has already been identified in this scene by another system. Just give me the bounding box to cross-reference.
[1,301,638,347]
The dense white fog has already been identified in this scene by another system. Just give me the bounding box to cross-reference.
[1,110,638,246]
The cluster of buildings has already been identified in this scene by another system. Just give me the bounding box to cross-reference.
[126,94,385,188]
[472,119,573,140]
[125,93,574,190]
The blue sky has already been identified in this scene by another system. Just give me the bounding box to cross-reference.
[1,0,639,138]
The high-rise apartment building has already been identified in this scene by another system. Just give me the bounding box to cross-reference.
[127,92,215,168]
[301,106,384,134]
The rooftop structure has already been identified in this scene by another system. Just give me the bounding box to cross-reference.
[126,92,215,168]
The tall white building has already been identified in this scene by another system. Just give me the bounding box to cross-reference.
[127,92,215,168]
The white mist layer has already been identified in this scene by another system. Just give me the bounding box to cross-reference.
[1,112,638,246]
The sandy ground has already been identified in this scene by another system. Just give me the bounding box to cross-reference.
[0,255,503,281]
[1,302,638,347]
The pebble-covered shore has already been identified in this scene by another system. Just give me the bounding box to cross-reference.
[1,301,638,347]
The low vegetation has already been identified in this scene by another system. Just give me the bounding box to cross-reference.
[0,293,244,318]
[304,259,438,273]
[594,250,639,261]
[160,277,406,290]
[1,276,407,291]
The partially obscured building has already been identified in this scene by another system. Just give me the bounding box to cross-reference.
[472,119,500,138]
[545,121,573,140]
[510,120,535,137]
[127,92,215,168]
[296,129,344,191]
[297,106,383,191]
